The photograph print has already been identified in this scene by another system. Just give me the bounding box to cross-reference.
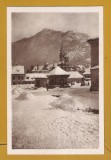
[7,7,104,154]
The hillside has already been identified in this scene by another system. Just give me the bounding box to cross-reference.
[12,28,91,70]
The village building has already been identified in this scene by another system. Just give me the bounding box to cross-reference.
[12,65,25,85]
[83,68,91,81]
[68,71,84,84]
[24,73,35,84]
[32,73,48,88]
[58,43,71,71]
[47,66,70,87]
[87,38,99,91]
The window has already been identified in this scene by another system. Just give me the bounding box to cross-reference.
[18,76,21,80]
[13,76,15,80]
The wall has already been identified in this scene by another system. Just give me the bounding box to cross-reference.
[12,74,25,85]
[90,69,99,91]
[87,38,99,91]
[88,38,99,67]
[68,78,82,84]
[35,78,47,88]
[48,75,69,86]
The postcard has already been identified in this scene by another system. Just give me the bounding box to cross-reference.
[7,6,104,155]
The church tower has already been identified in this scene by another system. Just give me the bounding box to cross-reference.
[60,43,65,63]
[59,36,70,71]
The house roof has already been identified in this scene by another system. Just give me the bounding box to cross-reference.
[91,65,99,70]
[12,65,25,74]
[83,68,91,75]
[68,71,83,79]
[47,66,70,76]
[31,73,47,79]
[87,37,99,44]
[32,65,43,72]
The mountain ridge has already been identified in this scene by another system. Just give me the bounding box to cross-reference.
[12,28,91,70]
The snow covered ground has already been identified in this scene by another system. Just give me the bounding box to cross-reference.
[12,86,99,149]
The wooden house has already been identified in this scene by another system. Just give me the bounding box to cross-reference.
[47,66,70,87]
[83,68,91,81]
[24,73,35,84]
[32,73,48,88]
[12,65,25,85]
[68,71,84,84]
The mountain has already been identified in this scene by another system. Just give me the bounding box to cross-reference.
[12,28,91,70]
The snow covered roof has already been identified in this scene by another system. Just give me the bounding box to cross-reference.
[68,71,83,79]
[25,73,35,81]
[83,68,91,75]
[47,66,70,76]
[12,65,25,74]
[32,65,43,72]
[91,65,99,70]
[31,73,47,79]
[87,37,99,43]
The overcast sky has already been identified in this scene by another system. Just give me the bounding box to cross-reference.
[12,12,99,42]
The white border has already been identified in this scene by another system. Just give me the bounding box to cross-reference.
[7,7,104,155]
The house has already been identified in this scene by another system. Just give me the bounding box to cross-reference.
[68,71,84,84]
[12,65,25,85]
[87,38,99,91]
[24,73,35,84]
[47,66,70,87]
[83,68,91,81]
[32,73,48,88]
[58,43,70,71]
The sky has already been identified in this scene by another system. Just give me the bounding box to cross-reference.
[12,12,99,42]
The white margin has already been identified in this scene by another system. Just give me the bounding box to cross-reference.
[7,6,104,155]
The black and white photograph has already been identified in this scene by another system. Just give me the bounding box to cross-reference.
[7,7,104,154]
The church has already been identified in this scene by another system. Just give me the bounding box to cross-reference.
[58,43,71,71]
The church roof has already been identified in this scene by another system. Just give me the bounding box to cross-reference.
[47,66,70,76]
